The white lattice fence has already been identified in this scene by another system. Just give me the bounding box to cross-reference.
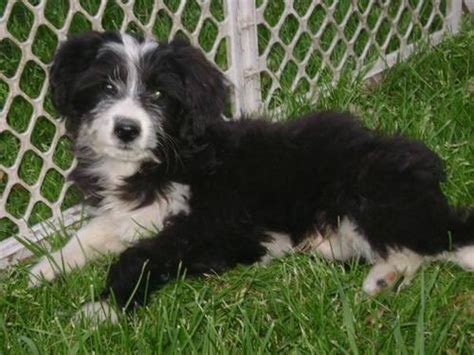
[253,0,462,109]
[0,0,465,267]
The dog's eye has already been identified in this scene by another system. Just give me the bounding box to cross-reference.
[154,90,162,98]
[103,83,116,94]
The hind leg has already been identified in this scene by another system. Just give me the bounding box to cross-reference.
[311,231,354,261]
[363,249,424,296]
[308,217,376,262]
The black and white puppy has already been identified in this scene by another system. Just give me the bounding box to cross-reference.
[29,31,473,321]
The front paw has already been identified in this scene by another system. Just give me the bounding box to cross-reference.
[28,257,58,287]
[74,301,119,325]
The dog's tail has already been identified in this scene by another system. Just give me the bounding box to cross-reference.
[443,207,474,270]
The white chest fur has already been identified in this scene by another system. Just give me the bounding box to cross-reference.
[104,182,191,244]
[85,156,191,241]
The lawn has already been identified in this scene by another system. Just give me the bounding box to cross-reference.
[0,1,473,354]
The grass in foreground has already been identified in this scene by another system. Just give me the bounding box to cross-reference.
[0,14,473,355]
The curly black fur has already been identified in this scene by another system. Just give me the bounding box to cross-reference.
[105,111,473,308]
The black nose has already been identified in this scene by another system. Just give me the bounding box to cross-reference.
[114,117,141,143]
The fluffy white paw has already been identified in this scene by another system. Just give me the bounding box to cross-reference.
[314,236,336,260]
[28,257,58,287]
[454,246,474,271]
[74,301,119,324]
[363,250,423,296]
[259,232,293,265]
[362,263,400,296]
[312,233,352,262]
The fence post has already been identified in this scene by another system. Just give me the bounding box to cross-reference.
[463,0,474,13]
[225,0,261,116]
[446,0,463,33]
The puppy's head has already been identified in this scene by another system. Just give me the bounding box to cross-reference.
[50,31,226,163]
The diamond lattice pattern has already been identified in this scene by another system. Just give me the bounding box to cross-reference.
[256,0,447,108]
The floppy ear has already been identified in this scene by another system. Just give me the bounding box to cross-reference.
[164,38,228,137]
[49,31,106,117]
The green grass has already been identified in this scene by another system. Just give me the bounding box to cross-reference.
[0,1,473,353]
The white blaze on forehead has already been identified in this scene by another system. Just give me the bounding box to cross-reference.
[104,34,158,94]
[105,33,158,61]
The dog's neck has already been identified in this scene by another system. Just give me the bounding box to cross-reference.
[70,143,186,210]
[69,146,146,204]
